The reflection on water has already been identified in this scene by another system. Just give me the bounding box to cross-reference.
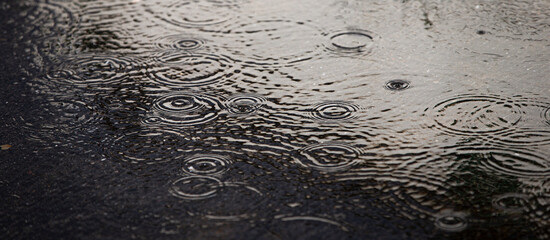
[1,0,550,239]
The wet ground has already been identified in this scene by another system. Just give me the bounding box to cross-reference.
[1,0,549,239]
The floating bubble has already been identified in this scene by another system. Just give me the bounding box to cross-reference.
[148,94,222,126]
[308,101,361,121]
[295,142,362,172]
[169,176,223,200]
[492,193,528,214]
[182,154,232,176]
[146,52,233,87]
[434,210,468,232]
[225,95,266,115]
[323,30,377,55]
[385,79,410,91]
[105,129,188,164]
[428,94,523,135]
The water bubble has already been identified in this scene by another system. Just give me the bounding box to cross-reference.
[428,94,523,135]
[182,154,232,176]
[295,142,362,172]
[146,52,233,87]
[155,35,206,51]
[169,176,223,200]
[148,94,222,126]
[324,30,377,55]
[492,193,528,214]
[105,129,189,164]
[385,79,410,91]
[308,101,361,121]
[225,95,266,115]
[434,210,468,232]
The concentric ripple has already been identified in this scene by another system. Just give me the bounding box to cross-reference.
[479,149,550,178]
[385,79,411,91]
[434,210,468,232]
[295,142,363,172]
[214,19,322,66]
[182,154,233,176]
[224,95,266,115]
[148,0,241,28]
[155,34,206,51]
[169,176,223,200]
[323,30,377,55]
[427,94,524,135]
[308,101,361,122]
[492,193,529,214]
[47,55,135,86]
[544,107,550,126]
[147,52,233,87]
[105,129,189,164]
[148,94,222,126]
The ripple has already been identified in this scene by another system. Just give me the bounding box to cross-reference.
[434,210,468,232]
[105,129,189,164]
[14,1,77,39]
[146,0,242,28]
[47,55,136,86]
[224,95,266,115]
[323,30,377,55]
[308,101,361,122]
[427,94,524,135]
[492,193,528,214]
[295,142,363,172]
[201,182,263,220]
[155,34,206,51]
[213,19,322,66]
[544,107,550,126]
[146,52,234,87]
[385,79,410,91]
[479,149,550,178]
[146,94,222,126]
[182,154,232,176]
[169,176,223,200]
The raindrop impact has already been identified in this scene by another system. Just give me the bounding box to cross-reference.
[146,52,233,87]
[225,95,266,115]
[182,154,233,176]
[146,94,222,126]
[492,193,528,214]
[385,79,410,91]
[295,142,362,172]
[169,176,223,200]
[155,35,206,51]
[428,94,523,135]
[308,101,361,122]
[324,30,377,55]
[434,210,468,232]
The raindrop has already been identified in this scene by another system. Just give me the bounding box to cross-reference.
[427,94,523,135]
[146,93,222,126]
[182,154,232,176]
[308,101,361,122]
[225,95,266,115]
[295,142,362,172]
[146,52,234,87]
[169,176,223,200]
[385,79,410,91]
[145,0,241,28]
[434,210,468,232]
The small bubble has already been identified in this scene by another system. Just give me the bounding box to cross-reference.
[477,30,486,35]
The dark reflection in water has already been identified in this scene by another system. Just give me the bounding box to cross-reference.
[1,0,550,239]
